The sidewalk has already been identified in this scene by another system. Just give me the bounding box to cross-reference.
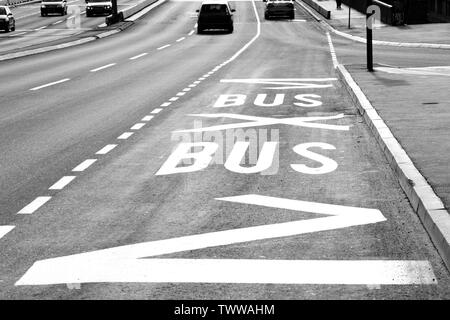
[304,0,450,45]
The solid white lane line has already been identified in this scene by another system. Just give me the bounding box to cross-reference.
[176,92,186,96]
[326,32,339,69]
[142,115,154,121]
[30,78,70,91]
[49,176,76,190]
[118,132,134,140]
[182,88,191,92]
[129,53,148,60]
[169,97,179,102]
[72,159,97,172]
[90,63,116,72]
[151,108,162,114]
[161,102,171,107]
[131,123,146,130]
[188,30,194,36]
[18,197,52,214]
[0,226,15,240]
[176,37,185,42]
[157,44,171,50]
[96,144,117,155]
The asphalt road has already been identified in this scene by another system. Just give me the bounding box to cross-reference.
[0,0,449,299]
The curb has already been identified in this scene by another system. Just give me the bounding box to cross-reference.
[297,0,450,50]
[336,63,450,272]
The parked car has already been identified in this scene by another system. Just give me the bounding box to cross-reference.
[41,0,68,16]
[196,0,235,34]
[85,0,113,17]
[265,0,295,20]
[0,5,15,32]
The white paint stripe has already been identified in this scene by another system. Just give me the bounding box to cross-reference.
[30,78,70,91]
[0,226,15,240]
[18,197,52,214]
[90,63,116,72]
[142,115,154,121]
[151,108,162,114]
[131,123,146,130]
[182,88,191,92]
[176,92,186,96]
[118,132,134,140]
[176,37,186,42]
[169,97,179,102]
[129,53,148,60]
[160,102,171,107]
[96,144,117,155]
[157,44,171,50]
[327,32,339,69]
[72,159,97,172]
[49,176,76,190]
[188,30,194,36]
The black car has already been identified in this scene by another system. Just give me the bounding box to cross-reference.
[0,6,15,32]
[197,1,235,34]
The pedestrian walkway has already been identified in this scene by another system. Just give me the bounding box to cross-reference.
[304,0,450,45]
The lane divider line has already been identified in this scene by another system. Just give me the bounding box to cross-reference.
[131,123,146,130]
[96,144,117,155]
[72,159,97,172]
[49,176,76,190]
[18,197,52,215]
[30,78,70,91]
[118,132,134,140]
[90,63,116,73]
[129,53,148,60]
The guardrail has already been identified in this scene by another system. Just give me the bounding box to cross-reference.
[301,0,330,19]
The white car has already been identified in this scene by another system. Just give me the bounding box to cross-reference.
[0,5,15,32]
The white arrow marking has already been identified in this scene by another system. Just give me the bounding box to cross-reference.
[15,195,434,286]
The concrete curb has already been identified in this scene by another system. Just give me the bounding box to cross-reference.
[297,0,450,50]
[336,63,450,272]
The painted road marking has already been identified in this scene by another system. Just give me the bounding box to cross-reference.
[142,115,154,121]
[327,32,338,69]
[30,78,70,91]
[90,63,116,72]
[151,108,162,114]
[220,78,337,90]
[131,123,146,130]
[72,159,97,172]
[18,197,52,214]
[96,144,117,155]
[118,132,134,140]
[157,44,171,50]
[0,226,15,240]
[176,37,185,42]
[175,113,349,133]
[49,176,76,190]
[15,195,435,286]
[129,53,148,60]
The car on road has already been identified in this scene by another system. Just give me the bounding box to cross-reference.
[264,0,295,20]
[196,0,235,34]
[40,0,68,16]
[0,5,15,32]
[85,0,113,17]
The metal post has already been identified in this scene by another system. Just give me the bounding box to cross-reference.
[366,9,374,72]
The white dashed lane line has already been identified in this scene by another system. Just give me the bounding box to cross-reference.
[49,176,76,190]
[129,53,148,60]
[18,197,52,215]
[131,123,146,130]
[90,63,116,72]
[72,159,97,172]
[96,144,117,155]
[118,132,134,140]
[30,78,70,91]
[157,44,171,50]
